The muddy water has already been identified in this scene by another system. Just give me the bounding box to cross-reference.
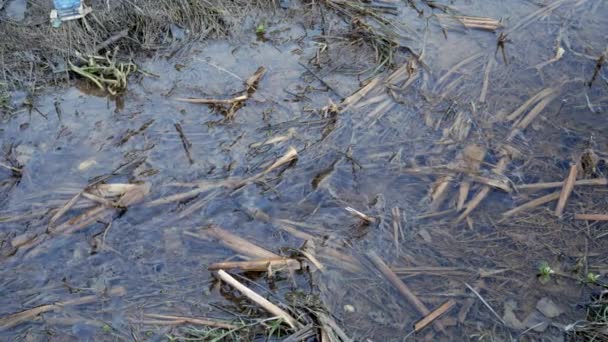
[2,1,608,341]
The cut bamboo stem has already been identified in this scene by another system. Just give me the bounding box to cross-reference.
[216,270,300,329]
[555,164,578,217]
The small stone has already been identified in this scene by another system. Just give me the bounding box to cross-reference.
[418,229,432,243]
[343,304,355,313]
[5,0,27,22]
[503,300,525,330]
[78,159,97,171]
[536,297,564,318]
[15,144,34,165]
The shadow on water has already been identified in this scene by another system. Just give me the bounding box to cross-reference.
[1,0,608,340]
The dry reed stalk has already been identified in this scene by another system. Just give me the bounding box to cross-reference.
[479,55,494,102]
[199,226,279,259]
[208,258,301,272]
[149,147,297,207]
[508,94,558,141]
[502,191,561,217]
[48,192,82,227]
[414,299,456,333]
[574,213,608,221]
[0,287,125,330]
[457,145,486,210]
[345,207,375,223]
[516,178,608,191]
[175,67,265,105]
[341,77,382,111]
[216,270,300,329]
[141,313,238,329]
[366,251,445,332]
[455,156,509,223]
[555,164,578,216]
[429,176,453,211]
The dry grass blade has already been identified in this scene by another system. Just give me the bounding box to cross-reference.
[0,162,21,174]
[174,94,248,105]
[457,145,486,210]
[141,313,238,329]
[341,77,382,111]
[258,147,298,177]
[504,87,557,122]
[0,287,126,330]
[245,66,266,91]
[511,93,558,131]
[48,191,82,227]
[434,52,484,91]
[217,270,300,329]
[464,283,505,325]
[344,206,375,223]
[506,0,568,34]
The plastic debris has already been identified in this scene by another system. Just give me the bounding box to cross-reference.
[50,0,91,27]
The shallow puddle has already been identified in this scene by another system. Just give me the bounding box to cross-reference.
[1,0,608,340]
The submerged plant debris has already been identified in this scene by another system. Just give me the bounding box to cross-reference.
[1,0,608,341]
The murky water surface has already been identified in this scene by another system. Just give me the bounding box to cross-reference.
[2,0,608,340]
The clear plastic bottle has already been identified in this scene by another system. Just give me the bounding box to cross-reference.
[53,0,82,19]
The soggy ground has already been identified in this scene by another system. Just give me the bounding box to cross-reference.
[1,0,608,341]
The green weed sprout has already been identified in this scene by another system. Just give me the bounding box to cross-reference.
[537,262,555,284]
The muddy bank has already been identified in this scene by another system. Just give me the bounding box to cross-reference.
[2,0,608,341]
